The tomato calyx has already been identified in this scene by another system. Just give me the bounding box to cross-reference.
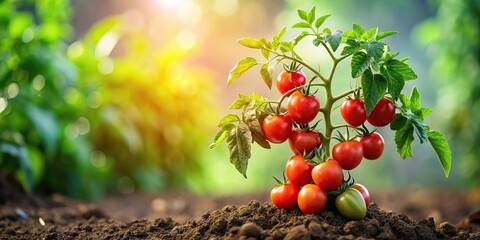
[272,172,289,186]
[354,124,377,137]
[328,172,355,197]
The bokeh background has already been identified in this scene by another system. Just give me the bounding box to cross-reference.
[1,0,478,200]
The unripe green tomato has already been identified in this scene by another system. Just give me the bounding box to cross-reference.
[335,188,367,220]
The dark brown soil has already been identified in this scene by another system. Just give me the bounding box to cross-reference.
[1,174,480,239]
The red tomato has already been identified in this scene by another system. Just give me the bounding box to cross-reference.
[270,182,300,209]
[287,91,320,124]
[367,98,395,127]
[261,114,293,143]
[332,141,364,170]
[288,129,322,155]
[276,70,307,96]
[297,184,327,214]
[355,132,384,160]
[351,183,371,208]
[311,159,343,192]
[340,99,367,127]
[285,155,314,186]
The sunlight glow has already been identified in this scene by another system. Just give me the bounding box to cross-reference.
[175,30,197,50]
[214,0,239,17]
[0,98,7,114]
[95,32,118,58]
[177,0,202,25]
[7,83,19,99]
[32,75,45,91]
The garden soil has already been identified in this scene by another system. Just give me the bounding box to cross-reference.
[1,174,480,239]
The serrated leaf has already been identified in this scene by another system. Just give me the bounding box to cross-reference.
[237,38,264,49]
[297,9,308,21]
[361,28,378,41]
[364,41,384,60]
[399,94,410,110]
[342,30,356,42]
[411,116,428,144]
[428,130,452,177]
[279,42,293,53]
[353,23,365,37]
[260,63,273,89]
[227,57,257,85]
[294,31,310,46]
[341,39,361,55]
[315,14,332,29]
[210,124,235,149]
[326,30,343,52]
[421,108,432,117]
[395,125,414,159]
[218,114,240,127]
[377,31,397,41]
[390,114,408,130]
[292,22,311,29]
[351,51,372,78]
[307,6,316,24]
[229,94,250,109]
[380,64,405,101]
[227,123,252,178]
[385,59,418,81]
[313,36,324,47]
[244,100,271,149]
[272,27,286,50]
[410,87,421,112]
[362,70,388,115]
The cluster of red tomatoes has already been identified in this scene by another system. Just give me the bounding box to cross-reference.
[262,70,396,219]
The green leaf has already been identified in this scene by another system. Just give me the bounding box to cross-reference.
[376,31,398,41]
[307,6,316,24]
[364,41,384,60]
[294,31,310,46]
[411,117,428,144]
[272,27,287,50]
[279,42,293,53]
[361,28,378,41]
[27,105,59,158]
[341,39,361,55]
[395,125,414,159]
[421,108,433,118]
[315,14,332,29]
[210,124,235,149]
[428,130,452,177]
[390,114,408,130]
[297,9,308,21]
[380,64,405,101]
[218,114,240,127]
[399,94,410,111]
[313,36,324,47]
[326,30,343,52]
[261,48,270,59]
[384,59,418,81]
[260,63,273,89]
[352,23,365,36]
[227,57,257,85]
[362,70,388,115]
[0,144,33,191]
[292,22,311,29]
[410,87,421,112]
[229,94,250,109]
[227,123,252,178]
[323,28,332,34]
[351,51,372,78]
[243,100,270,149]
[237,38,264,49]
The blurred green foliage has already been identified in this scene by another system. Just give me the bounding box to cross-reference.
[416,0,480,186]
[0,0,218,199]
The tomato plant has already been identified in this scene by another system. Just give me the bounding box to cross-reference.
[261,114,293,143]
[332,141,364,170]
[270,181,300,210]
[288,129,322,155]
[355,132,384,160]
[311,159,343,192]
[276,70,307,95]
[297,184,327,214]
[335,188,367,220]
[285,155,314,186]
[211,6,452,216]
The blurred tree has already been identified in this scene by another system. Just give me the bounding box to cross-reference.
[0,0,108,199]
[416,0,480,186]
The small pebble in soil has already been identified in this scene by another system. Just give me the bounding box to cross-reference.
[239,222,262,238]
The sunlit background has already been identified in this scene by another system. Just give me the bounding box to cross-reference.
[1,0,478,200]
